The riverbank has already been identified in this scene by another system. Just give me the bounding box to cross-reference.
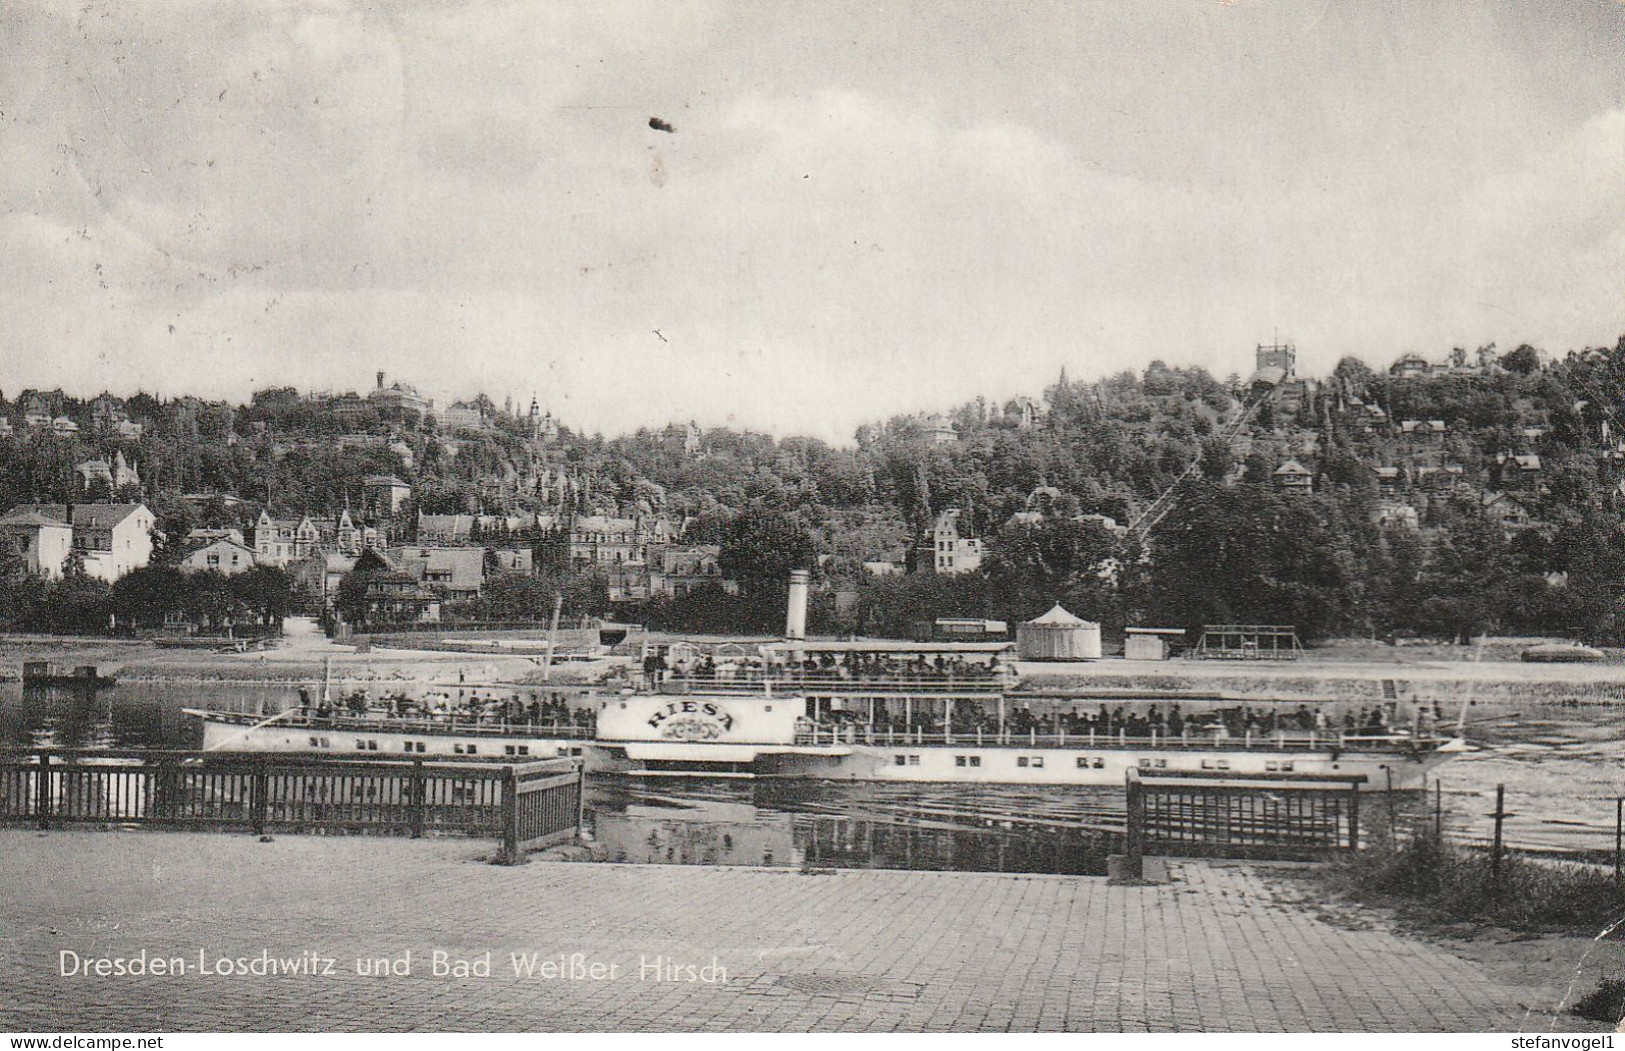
[0,633,614,687]
[1272,846,1625,1032]
[9,631,1625,699]
[0,828,1564,1032]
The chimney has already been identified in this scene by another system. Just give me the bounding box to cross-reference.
[784,569,810,641]
[376,371,385,390]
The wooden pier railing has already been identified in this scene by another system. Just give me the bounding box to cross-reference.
[0,750,583,865]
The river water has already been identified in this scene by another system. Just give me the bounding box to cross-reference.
[3,681,1621,872]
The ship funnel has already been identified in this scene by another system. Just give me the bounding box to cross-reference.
[785,569,810,641]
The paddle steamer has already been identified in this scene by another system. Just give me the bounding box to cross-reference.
[187,573,1467,789]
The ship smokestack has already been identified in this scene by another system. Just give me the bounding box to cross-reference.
[785,569,810,641]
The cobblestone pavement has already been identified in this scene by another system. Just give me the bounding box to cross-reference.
[0,830,1538,1032]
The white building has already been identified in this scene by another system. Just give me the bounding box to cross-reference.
[931,509,984,574]
[181,538,257,575]
[0,509,73,579]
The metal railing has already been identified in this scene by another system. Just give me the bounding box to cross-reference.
[660,672,1012,696]
[201,710,598,739]
[789,725,1443,752]
[0,749,583,864]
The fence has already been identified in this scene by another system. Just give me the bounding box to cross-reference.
[1122,768,1366,870]
[1416,780,1625,875]
[0,750,583,865]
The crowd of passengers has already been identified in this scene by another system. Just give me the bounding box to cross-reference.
[647,649,1005,686]
[299,686,595,731]
[809,701,1451,739]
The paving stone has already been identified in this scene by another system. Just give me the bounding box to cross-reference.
[0,829,1533,1032]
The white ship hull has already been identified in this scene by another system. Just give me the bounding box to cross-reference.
[190,701,1465,791]
[190,710,589,763]
[592,739,1460,789]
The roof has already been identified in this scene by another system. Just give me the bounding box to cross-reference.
[1273,460,1311,477]
[388,545,485,590]
[0,509,71,529]
[760,640,1014,655]
[1124,627,1187,636]
[186,527,243,540]
[184,538,255,558]
[1025,604,1096,627]
[1374,467,1401,478]
[417,514,474,537]
[72,503,148,530]
[572,515,638,533]
[1248,366,1287,387]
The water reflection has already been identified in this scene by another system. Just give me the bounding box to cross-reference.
[3,681,1621,868]
[584,778,1122,875]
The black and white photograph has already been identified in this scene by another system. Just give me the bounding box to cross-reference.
[1,0,1624,1038]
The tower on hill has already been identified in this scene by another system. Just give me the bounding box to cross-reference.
[1255,342,1296,380]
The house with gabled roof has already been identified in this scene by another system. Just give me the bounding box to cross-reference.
[12,502,156,581]
[181,538,257,576]
[1272,460,1313,494]
[0,508,73,579]
[254,510,319,566]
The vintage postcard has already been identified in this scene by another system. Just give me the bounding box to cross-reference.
[1,0,1623,1040]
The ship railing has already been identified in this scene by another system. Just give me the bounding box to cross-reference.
[789,725,1443,751]
[659,674,1009,696]
[202,710,597,739]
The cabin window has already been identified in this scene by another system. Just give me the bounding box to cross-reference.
[765,705,773,712]
[454,744,463,754]
[969,756,981,768]
[1017,757,1028,768]
[908,755,919,766]
[366,740,378,751]
[517,745,529,756]
[356,740,367,751]
[466,744,477,755]
[1201,758,1231,771]
[1029,756,1044,769]
[895,755,908,766]
[1155,759,1167,769]
[310,737,322,748]
[955,756,967,767]
[1076,757,1091,769]
[1137,758,1153,769]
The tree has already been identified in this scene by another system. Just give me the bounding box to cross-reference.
[984,517,1117,622]
[230,565,292,627]
[1500,343,1542,376]
[717,507,817,632]
[1146,483,1355,641]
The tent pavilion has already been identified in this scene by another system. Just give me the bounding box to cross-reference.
[1016,604,1102,661]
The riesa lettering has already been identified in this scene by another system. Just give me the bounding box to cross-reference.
[646,700,733,732]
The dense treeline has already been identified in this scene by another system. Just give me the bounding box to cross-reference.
[6,334,1625,642]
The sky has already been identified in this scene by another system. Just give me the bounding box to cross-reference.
[1,0,1622,443]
